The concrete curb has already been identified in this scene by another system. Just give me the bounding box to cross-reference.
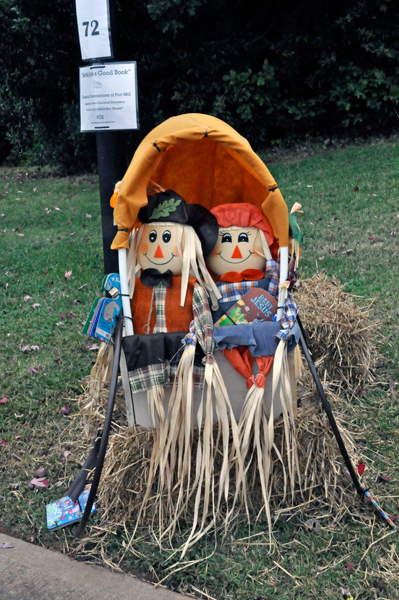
[0,534,193,600]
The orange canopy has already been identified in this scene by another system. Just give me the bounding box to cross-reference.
[111,113,289,250]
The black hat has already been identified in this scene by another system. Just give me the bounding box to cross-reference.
[138,190,218,258]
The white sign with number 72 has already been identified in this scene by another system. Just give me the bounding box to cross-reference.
[75,0,113,61]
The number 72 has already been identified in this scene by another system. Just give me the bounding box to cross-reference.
[82,21,100,37]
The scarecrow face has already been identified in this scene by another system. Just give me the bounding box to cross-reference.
[206,227,266,276]
[137,224,183,275]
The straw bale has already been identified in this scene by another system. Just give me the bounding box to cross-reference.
[71,273,380,554]
[75,380,359,541]
[294,273,378,389]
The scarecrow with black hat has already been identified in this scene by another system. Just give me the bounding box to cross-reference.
[122,188,245,541]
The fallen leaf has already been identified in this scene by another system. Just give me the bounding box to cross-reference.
[86,213,92,219]
[64,270,72,281]
[32,303,41,309]
[373,194,378,197]
[389,378,396,398]
[0,397,8,404]
[24,295,32,301]
[379,475,391,483]
[33,467,48,478]
[28,367,39,374]
[88,343,100,351]
[30,477,48,489]
[60,405,71,416]
[0,542,13,549]
[33,187,37,192]
[55,322,65,327]
[20,345,40,353]
[347,562,354,571]
[1,438,7,447]
[63,451,71,458]
[368,237,377,242]
[358,460,365,476]
[354,186,359,191]
[54,207,61,211]
[55,481,65,487]
[342,248,354,255]
[16,233,25,237]
[353,386,364,396]
[305,518,321,532]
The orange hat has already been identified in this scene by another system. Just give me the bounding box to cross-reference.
[211,203,274,247]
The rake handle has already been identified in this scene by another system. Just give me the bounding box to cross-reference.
[76,316,124,536]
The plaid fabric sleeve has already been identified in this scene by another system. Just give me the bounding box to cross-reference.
[265,259,279,298]
[276,293,299,341]
[192,283,215,363]
[128,361,205,391]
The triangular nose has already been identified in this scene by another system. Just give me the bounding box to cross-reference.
[231,245,243,259]
[154,244,164,258]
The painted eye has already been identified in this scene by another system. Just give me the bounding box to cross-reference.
[162,230,171,243]
[149,230,157,243]
[221,233,232,243]
[238,232,249,243]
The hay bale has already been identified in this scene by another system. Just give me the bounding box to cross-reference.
[72,272,377,549]
[295,273,378,389]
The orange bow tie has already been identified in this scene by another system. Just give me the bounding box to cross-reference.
[219,269,264,283]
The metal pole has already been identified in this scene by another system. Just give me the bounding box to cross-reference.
[96,130,127,274]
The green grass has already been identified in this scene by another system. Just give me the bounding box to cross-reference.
[1,138,399,599]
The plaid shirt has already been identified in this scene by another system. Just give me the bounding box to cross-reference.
[215,262,299,343]
[216,261,280,303]
[153,284,167,333]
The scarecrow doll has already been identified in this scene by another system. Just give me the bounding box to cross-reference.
[206,203,301,533]
[123,190,245,542]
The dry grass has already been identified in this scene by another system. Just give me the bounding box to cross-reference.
[65,273,386,577]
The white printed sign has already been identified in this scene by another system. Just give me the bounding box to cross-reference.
[75,0,112,61]
[79,62,139,131]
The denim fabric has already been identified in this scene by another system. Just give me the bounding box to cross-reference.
[213,321,300,357]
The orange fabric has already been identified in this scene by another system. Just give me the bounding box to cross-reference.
[222,347,274,389]
[222,347,254,386]
[211,203,275,247]
[131,276,195,334]
[111,114,289,250]
[219,269,264,283]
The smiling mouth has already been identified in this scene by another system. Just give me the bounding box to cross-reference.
[217,252,254,264]
[144,252,177,266]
